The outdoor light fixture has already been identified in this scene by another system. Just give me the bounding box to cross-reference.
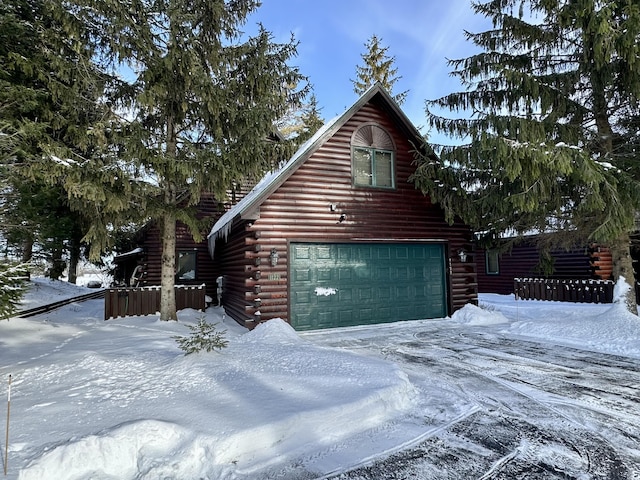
[458,248,468,263]
[269,248,279,267]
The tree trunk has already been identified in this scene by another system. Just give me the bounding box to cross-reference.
[21,237,33,263]
[160,211,178,321]
[21,237,33,280]
[67,239,80,285]
[610,232,637,314]
[160,112,178,321]
[48,248,66,280]
[583,23,636,314]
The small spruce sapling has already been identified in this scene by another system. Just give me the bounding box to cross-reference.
[174,316,228,354]
[0,263,30,320]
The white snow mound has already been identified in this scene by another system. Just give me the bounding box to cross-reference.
[451,303,509,325]
[18,419,191,480]
[234,317,303,345]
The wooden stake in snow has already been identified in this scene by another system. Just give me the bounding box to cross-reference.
[4,375,10,476]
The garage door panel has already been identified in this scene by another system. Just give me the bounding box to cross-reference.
[290,243,447,330]
[339,310,354,324]
[358,287,373,301]
[395,285,409,300]
[338,246,352,260]
[295,313,312,330]
[378,286,391,299]
[294,268,312,282]
[355,265,371,279]
[293,245,311,259]
[293,290,312,305]
[339,288,353,301]
[376,266,390,280]
[338,268,352,280]
[317,311,334,328]
[317,268,332,281]
[360,307,374,320]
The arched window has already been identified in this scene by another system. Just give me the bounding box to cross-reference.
[351,124,395,188]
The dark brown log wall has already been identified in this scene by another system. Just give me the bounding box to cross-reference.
[141,194,223,299]
[215,101,477,326]
[476,243,612,296]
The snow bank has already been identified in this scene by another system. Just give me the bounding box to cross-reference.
[451,303,510,325]
[505,301,640,358]
[11,310,415,480]
[18,420,191,480]
[480,293,640,358]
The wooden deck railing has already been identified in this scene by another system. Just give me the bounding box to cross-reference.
[105,284,206,320]
[514,278,614,304]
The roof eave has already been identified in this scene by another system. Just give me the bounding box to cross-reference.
[207,83,431,257]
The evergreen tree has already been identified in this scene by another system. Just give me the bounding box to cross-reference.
[72,0,307,320]
[277,93,325,145]
[1,179,87,280]
[412,0,640,312]
[352,34,408,105]
[0,262,29,320]
[0,0,111,278]
[297,94,325,144]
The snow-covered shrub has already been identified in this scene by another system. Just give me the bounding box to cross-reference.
[173,317,228,354]
[0,262,29,320]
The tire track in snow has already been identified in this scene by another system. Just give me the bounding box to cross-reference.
[328,329,638,479]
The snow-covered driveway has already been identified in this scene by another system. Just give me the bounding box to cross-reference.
[308,321,640,479]
[4,279,640,479]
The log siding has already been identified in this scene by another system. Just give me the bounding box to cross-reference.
[476,242,613,296]
[213,97,477,327]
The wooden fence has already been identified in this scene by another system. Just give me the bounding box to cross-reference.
[514,278,614,304]
[105,284,206,320]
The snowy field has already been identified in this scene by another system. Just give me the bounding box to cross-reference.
[1,278,639,479]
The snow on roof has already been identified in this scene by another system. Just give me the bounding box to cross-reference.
[113,247,144,262]
[206,83,424,259]
[206,116,340,258]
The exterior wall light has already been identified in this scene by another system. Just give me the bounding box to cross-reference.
[269,248,279,267]
[458,248,468,263]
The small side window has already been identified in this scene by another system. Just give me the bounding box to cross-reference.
[486,250,500,275]
[176,250,197,281]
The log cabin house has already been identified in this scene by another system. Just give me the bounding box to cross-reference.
[475,233,640,301]
[207,84,478,330]
[111,194,223,302]
[475,241,613,296]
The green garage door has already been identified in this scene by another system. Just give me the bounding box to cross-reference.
[290,243,447,330]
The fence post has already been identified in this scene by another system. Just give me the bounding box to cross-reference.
[4,374,11,476]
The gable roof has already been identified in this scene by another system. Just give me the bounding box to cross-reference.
[207,83,429,257]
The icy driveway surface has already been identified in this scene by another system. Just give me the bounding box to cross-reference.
[305,322,640,480]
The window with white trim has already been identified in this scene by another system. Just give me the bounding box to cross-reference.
[351,124,395,188]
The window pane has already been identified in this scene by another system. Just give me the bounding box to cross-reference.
[177,251,197,280]
[486,251,499,275]
[353,148,372,186]
[375,151,393,187]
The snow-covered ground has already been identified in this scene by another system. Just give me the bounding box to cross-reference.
[1,278,639,479]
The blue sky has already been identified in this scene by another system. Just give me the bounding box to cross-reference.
[247,0,489,137]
